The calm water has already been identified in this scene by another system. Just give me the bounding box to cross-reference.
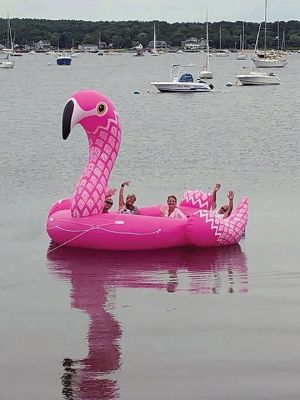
[1,52,300,399]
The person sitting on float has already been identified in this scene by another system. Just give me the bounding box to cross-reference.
[102,188,117,213]
[211,183,234,219]
[102,198,114,213]
[160,195,187,219]
[118,181,139,215]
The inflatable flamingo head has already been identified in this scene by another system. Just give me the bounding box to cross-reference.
[62,90,121,218]
[62,90,119,139]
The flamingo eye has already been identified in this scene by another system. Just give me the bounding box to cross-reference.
[97,102,107,115]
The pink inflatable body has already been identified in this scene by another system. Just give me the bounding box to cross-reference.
[46,90,248,250]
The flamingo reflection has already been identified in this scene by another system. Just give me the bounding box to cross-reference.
[47,244,247,399]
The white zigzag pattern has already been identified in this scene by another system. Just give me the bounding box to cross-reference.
[196,210,222,240]
[91,110,120,136]
[181,190,212,210]
[194,197,248,246]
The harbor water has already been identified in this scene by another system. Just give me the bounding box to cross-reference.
[0,51,299,399]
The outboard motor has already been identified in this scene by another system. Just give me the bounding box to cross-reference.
[209,83,214,89]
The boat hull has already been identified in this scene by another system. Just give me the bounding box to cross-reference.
[236,74,280,85]
[150,82,212,92]
[236,52,248,60]
[198,71,213,79]
[0,61,14,69]
[57,57,72,65]
[252,58,288,68]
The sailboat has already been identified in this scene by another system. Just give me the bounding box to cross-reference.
[0,51,14,69]
[236,22,248,60]
[9,21,22,57]
[97,33,104,55]
[215,26,229,57]
[152,22,160,56]
[199,12,213,79]
[236,22,280,85]
[252,0,287,68]
[0,16,15,69]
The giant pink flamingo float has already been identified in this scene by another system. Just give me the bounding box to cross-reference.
[46,90,248,250]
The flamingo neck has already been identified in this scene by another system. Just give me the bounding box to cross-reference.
[71,121,120,217]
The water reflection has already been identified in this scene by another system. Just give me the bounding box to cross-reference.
[47,245,247,399]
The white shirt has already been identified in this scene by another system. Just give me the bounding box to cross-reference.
[212,208,223,219]
[163,207,187,219]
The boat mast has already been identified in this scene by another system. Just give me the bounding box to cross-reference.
[153,22,156,53]
[277,20,280,53]
[242,21,245,51]
[254,23,261,53]
[281,30,285,51]
[219,26,222,50]
[206,11,210,70]
[6,14,9,48]
[7,14,13,52]
[264,0,267,58]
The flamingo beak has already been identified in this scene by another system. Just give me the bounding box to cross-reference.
[62,99,74,140]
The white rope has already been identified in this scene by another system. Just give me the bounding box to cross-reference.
[46,220,116,233]
[47,226,95,254]
[48,223,161,236]
[46,220,162,254]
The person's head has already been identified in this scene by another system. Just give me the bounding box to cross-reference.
[167,195,177,211]
[103,198,113,213]
[218,205,229,215]
[125,194,137,208]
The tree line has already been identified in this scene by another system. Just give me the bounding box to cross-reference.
[1,18,300,49]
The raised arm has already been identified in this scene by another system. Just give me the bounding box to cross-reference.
[211,183,221,210]
[223,191,234,219]
[105,187,117,199]
[118,180,130,210]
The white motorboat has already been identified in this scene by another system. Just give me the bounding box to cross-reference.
[236,70,280,85]
[198,12,213,79]
[151,64,213,93]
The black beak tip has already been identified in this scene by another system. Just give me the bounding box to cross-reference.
[62,100,74,140]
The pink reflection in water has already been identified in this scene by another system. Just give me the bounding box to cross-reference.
[47,245,247,399]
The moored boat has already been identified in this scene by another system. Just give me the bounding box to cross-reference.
[236,69,280,85]
[151,64,213,93]
[56,53,72,65]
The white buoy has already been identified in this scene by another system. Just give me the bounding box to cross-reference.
[133,90,140,94]
[225,82,233,87]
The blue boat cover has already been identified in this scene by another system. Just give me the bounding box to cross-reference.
[179,73,193,82]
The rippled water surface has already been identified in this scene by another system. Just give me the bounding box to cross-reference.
[1,52,300,399]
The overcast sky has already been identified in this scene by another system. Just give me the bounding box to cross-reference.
[1,0,299,23]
